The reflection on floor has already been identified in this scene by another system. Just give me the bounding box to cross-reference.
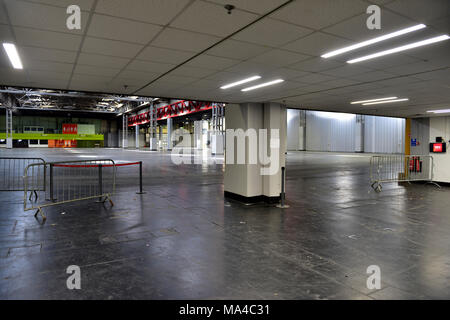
[0,148,449,299]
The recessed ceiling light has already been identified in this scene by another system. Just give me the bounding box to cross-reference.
[220,76,261,89]
[241,79,284,92]
[362,98,409,105]
[347,34,450,64]
[321,24,426,58]
[351,97,397,104]
[2,43,23,69]
[427,109,450,114]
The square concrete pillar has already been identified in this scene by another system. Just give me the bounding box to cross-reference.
[224,102,286,203]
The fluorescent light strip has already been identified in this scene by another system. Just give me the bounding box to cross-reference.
[2,43,23,69]
[220,76,261,89]
[362,98,409,105]
[348,35,450,64]
[241,79,284,92]
[322,24,426,58]
[351,97,397,104]
[427,109,450,114]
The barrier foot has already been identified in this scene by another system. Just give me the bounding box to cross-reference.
[34,208,46,222]
[426,181,441,189]
[371,182,382,192]
[100,195,114,208]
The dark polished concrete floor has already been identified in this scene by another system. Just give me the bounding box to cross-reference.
[1,148,449,299]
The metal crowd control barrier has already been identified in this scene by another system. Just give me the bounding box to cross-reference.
[24,159,116,220]
[114,161,146,194]
[0,157,46,200]
[370,155,440,192]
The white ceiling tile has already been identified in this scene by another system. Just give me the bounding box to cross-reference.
[0,8,9,24]
[264,68,313,80]
[81,37,144,58]
[5,0,86,34]
[116,70,160,81]
[412,68,450,81]
[126,60,175,73]
[385,0,449,24]
[27,60,74,73]
[232,18,313,47]
[95,0,192,25]
[349,54,422,69]
[77,53,131,69]
[427,16,450,34]
[87,14,162,44]
[292,73,336,84]
[135,81,182,96]
[74,64,121,77]
[347,70,396,82]
[206,39,271,60]
[248,49,310,67]
[387,60,448,76]
[222,61,278,74]
[207,0,287,14]
[240,80,304,96]
[170,1,258,37]
[289,57,345,72]
[283,32,352,56]
[28,70,71,81]
[30,79,70,89]
[14,27,82,50]
[184,54,240,70]
[29,0,94,9]
[69,74,112,91]
[322,11,416,42]
[405,43,450,66]
[151,28,221,53]
[108,78,150,93]
[169,65,217,78]
[20,46,77,64]
[0,50,12,69]
[188,79,222,89]
[204,71,242,83]
[136,46,195,64]
[158,74,199,85]
[0,24,15,42]
[0,67,30,85]
[270,0,368,30]
[321,65,373,78]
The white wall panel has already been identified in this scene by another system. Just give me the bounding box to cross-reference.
[429,116,450,183]
[364,116,405,154]
[287,109,300,150]
[306,111,356,152]
[410,118,430,155]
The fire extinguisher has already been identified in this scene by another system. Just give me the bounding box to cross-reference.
[409,158,414,172]
[415,157,421,173]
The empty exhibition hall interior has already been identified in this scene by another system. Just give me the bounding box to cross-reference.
[0,0,450,305]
